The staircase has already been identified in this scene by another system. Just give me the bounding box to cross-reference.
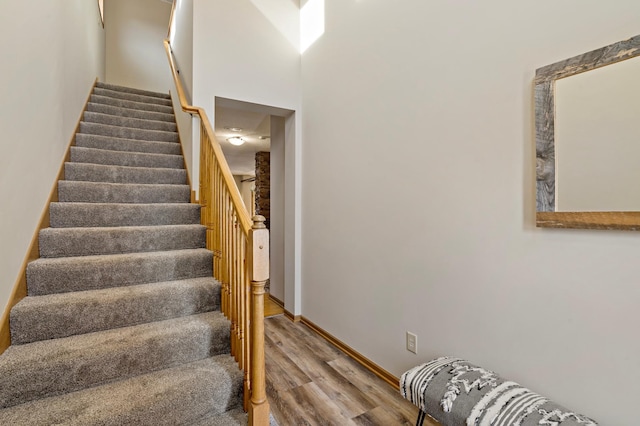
[0,82,247,425]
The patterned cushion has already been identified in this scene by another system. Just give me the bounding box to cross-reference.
[400,357,598,426]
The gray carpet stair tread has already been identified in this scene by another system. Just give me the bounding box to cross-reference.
[64,162,187,184]
[90,94,174,114]
[0,82,244,424]
[95,81,171,100]
[70,146,184,169]
[79,121,179,143]
[27,248,213,295]
[75,133,182,155]
[39,224,205,257]
[10,277,220,344]
[86,101,175,123]
[0,355,242,426]
[58,181,190,203]
[93,87,173,106]
[83,111,177,132]
[49,202,201,228]
[0,324,236,411]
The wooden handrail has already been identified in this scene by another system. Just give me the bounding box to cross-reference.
[163,35,270,425]
[163,39,252,233]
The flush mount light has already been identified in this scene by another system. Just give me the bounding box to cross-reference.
[227,137,245,146]
[224,126,244,132]
[258,135,270,140]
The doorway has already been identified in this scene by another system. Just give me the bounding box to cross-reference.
[213,97,297,317]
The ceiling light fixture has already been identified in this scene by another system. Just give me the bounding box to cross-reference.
[224,126,244,132]
[227,137,246,146]
[258,136,270,140]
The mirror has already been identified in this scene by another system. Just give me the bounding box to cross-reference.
[535,35,640,230]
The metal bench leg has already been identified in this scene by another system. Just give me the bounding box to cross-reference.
[416,409,426,426]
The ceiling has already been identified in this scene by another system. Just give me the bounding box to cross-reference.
[214,106,271,177]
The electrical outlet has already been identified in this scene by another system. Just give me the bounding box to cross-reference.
[406,332,417,354]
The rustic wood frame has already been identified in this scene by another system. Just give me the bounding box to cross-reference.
[535,35,640,230]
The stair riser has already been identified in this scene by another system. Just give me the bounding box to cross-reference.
[90,94,174,114]
[70,147,184,169]
[93,87,173,107]
[79,122,179,143]
[0,356,243,425]
[95,82,171,100]
[58,181,190,204]
[49,203,201,228]
[86,102,175,123]
[39,225,205,258]
[84,112,177,133]
[75,133,181,155]
[27,250,213,295]
[10,279,220,344]
[0,314,230,409]
[64,163,186,185]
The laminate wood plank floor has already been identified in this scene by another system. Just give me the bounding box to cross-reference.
[265,296,284,318]
[265,315,438,426]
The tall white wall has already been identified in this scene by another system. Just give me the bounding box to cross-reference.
[192,0,302,313]
[0,1,105,318]
[168,0,195,187]
[301,1,640,424]
[105,0,172,93]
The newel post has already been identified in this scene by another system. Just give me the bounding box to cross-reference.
[248,215,270,425]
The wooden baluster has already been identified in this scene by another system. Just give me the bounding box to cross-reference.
[238,231,246,371]
[248,215,270,425]
[206,140,215,278]
[234,216,241,364]
[242,234,251,403]
[199,124,205,214]
[231,209,239,362]
[226,193,237,359]
[217,162,225,315]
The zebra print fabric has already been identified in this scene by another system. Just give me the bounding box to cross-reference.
[400,357,597,426]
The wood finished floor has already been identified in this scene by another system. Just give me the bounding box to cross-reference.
[265,315,437,426]
[265,296,284,318]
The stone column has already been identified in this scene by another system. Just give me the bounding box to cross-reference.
[254,152,270,229]
[254,151,270,292]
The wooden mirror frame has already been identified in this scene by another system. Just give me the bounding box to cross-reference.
[535,35,640,230]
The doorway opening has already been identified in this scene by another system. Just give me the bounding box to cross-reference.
[213,97,297,318]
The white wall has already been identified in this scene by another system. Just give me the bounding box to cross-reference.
[105,0,172,93]
[169,0,194,100]
[556,55,640,211]
[0,1,104,318]
[301,1,640,424]
[233,175,254,215]
[270,117,285,301]
[168,0,195,185]
[193,0,302,313]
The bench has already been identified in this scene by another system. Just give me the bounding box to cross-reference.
[400,357,598,426]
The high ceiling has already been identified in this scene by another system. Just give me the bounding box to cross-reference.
[214,106,271,177]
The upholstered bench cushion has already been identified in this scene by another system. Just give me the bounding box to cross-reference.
[400,357,598,426]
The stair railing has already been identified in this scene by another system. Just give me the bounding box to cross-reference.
[164,39,271,425]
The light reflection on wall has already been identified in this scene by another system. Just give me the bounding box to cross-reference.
[300,0,324,53]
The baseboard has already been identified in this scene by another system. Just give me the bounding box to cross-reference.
[284,309,301,323]
[0,78,97,355]
[300,316,401,391]
[268,294,284,308]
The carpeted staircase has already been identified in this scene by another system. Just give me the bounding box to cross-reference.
[0,82,247,425]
